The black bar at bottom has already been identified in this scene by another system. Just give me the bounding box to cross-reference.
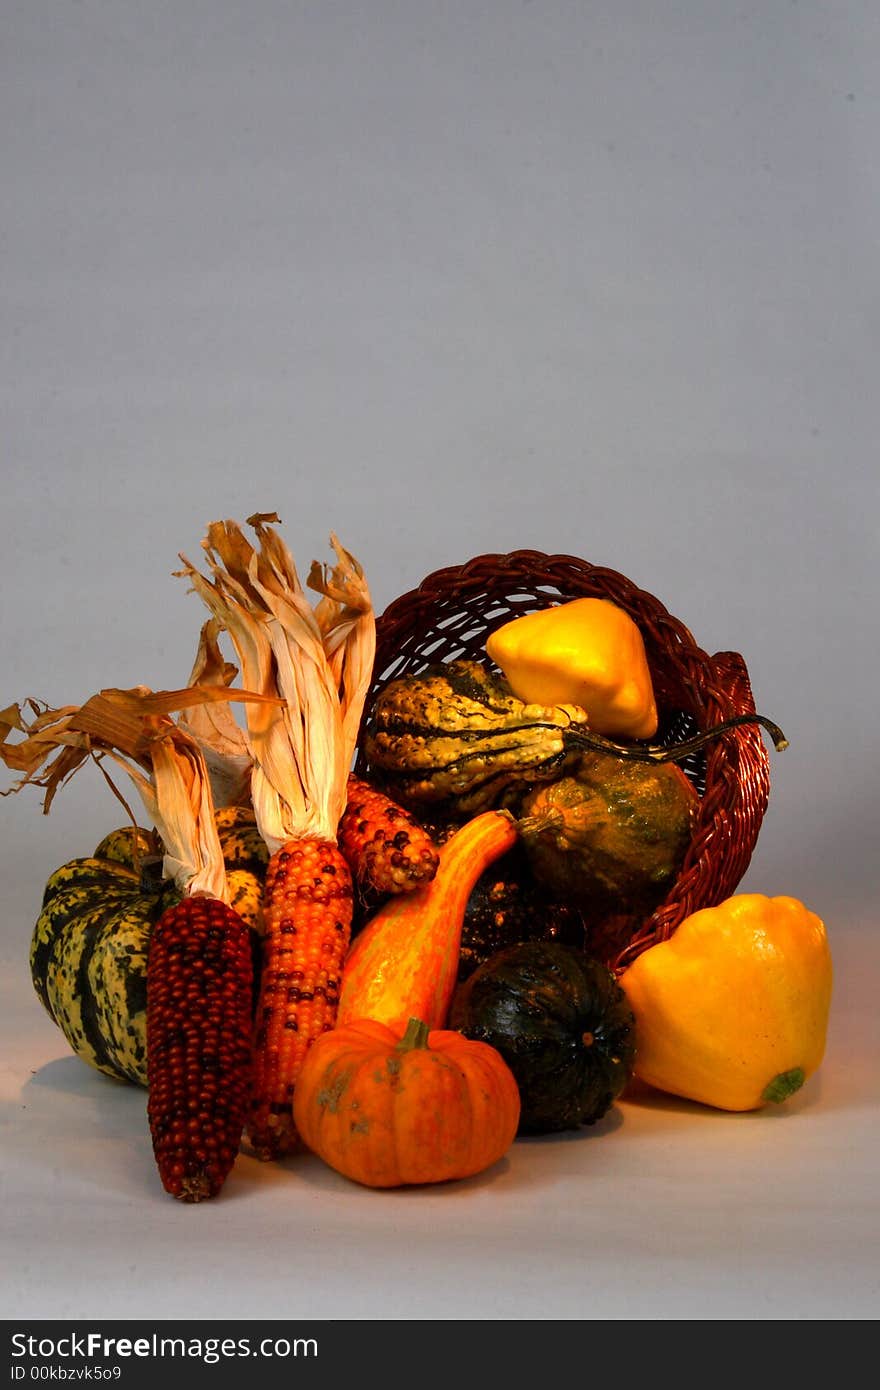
[5,1320,565,1385]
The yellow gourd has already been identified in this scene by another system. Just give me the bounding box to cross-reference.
[486,598,658,739]
[620,894,832,1112]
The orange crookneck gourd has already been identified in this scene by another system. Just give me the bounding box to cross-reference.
[336,810,518,1033]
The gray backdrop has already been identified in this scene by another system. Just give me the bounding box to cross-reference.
[2,0,877,1322]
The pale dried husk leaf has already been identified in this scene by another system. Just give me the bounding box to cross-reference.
[178,516,375,852]
[0,685,274,898]
[99,730,229,900]
[179,619,253,808]
[1,699,84,791]
[305,531,375,770]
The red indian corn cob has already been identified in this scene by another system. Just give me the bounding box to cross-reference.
[247,837,354,1159]
[147,894,254,1202]
[0,686,271,1200]
[338,773,439,896]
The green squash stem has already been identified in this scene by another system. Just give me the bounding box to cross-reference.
[761,1067,806,1104]
[397,1018,431,1052]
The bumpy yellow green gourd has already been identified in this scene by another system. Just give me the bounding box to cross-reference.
[620,894,832,1112]
[362,660,587,816]
[486,597,658,739]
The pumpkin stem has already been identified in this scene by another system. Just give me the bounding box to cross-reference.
[565,712,789,765]
[397,1018,431,1052]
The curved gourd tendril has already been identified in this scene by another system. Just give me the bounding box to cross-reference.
[564,712,789,764]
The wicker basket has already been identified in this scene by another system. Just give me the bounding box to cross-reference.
[355,550,772,974]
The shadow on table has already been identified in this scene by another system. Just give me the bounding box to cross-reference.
[12,1056,515,1202]
[8,1053,159,1198]
[20,1050,145,1125]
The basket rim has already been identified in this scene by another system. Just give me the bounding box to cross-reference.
[369,548,716,717]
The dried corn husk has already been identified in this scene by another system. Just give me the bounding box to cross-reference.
[179,619,253,809]
[177,514,375,852]
[1,685,275,898]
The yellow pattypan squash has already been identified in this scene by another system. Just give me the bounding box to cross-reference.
[486,597,658,740]
[620,894,832,1112]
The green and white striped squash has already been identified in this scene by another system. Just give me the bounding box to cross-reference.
[29,807,268,1086]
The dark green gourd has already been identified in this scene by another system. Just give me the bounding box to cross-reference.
[450,941,636,1134]
[518,753,699,916]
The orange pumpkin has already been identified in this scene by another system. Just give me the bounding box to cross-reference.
[292,1016,521,1188]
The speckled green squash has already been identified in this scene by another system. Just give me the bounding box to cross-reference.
[216,805,269,934]
[214,805,269,876]
[31,828,174,1085]
[30,813,267,1087]
[93,825,161,869]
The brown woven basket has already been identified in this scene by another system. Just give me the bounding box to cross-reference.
[355,550,772,975]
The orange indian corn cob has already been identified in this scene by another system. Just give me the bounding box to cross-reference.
[178,515,376,1159]
[0,685,268,1202]
[252,834,354,1156]
[338,772,439,896]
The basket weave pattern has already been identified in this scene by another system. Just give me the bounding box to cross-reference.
[356,551,771,974]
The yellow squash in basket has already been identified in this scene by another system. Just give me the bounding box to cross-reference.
[486,597,658,739]
[620,894,832,1111]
